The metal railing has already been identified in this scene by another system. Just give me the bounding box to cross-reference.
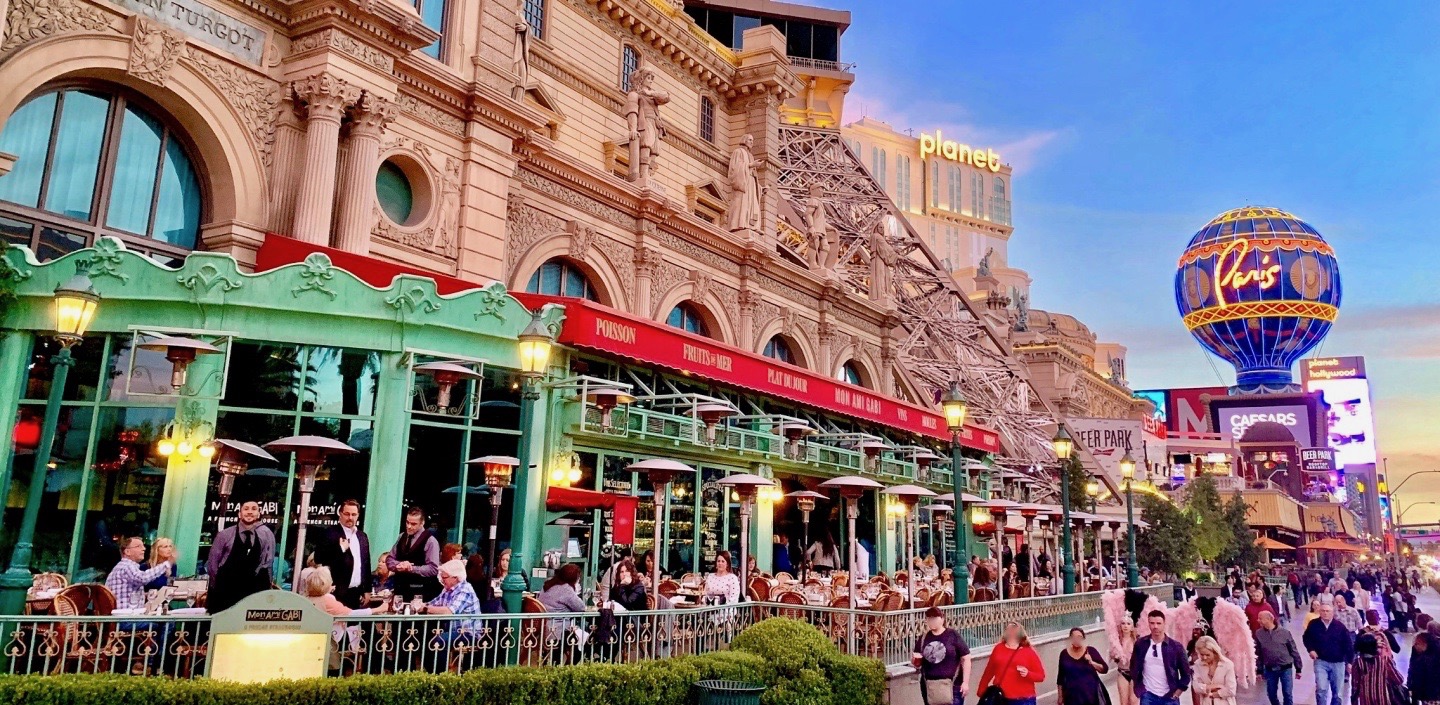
[0,585,1172,677]
[787,56,856,73]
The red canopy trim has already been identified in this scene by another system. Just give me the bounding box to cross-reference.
[545,486,638,544]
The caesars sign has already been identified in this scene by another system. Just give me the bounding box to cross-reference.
[1216,404,1313,446]
[919,131,1002,172]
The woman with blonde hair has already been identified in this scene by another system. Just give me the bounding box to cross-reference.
[976,622,1046,705]
[143,537,177,590]
[1190,636,1237,705]
[305,566,386,616]
[1110,619,1139,705]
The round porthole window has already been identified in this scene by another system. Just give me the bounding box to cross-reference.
[376,159,414,224]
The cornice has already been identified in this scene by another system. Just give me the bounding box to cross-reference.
[574,0,737,95]
[281,0,439,55]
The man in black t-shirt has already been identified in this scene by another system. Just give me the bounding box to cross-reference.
[913,606,971,705]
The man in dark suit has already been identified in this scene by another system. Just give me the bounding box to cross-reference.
[1128,609,1192,705]
[314,498,371,608]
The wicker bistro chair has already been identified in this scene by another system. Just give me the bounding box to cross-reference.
[775,572,795,584]
[518,596,548,667]
[657,579,681,598]
[926,590,954,608]
[913,588,931,605]
[774,589,809,620]
[747,577,770,603]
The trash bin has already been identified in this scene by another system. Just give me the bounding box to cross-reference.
[694,679,766,705]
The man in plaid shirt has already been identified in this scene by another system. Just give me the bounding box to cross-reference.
[105,536,173,611]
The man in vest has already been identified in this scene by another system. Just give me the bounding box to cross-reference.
[386,506,441,601]
[206,498,276,612]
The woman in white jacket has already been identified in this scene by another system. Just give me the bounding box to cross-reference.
[1190,636,1237,705]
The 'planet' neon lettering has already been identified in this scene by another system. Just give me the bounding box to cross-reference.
[1213,239,1281,306]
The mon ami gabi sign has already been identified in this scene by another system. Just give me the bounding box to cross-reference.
[522,295,1000,451]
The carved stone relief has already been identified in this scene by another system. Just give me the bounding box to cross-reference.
[504,198,566,278]
[568,221,594,260]
[690,269,711,303]
[395,93,464,136]
[127,17,185,87]
[182,46,282,168]
[291,29,393,72]
[2,0,114,53]
[515,169,638,230]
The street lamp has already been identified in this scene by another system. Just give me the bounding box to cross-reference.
[1085,478,1100,513]
[940,380,972,602]
[262,435,357,592]
[503,310,556,612]
[0,266,101,614]
[1120,448,1139,587]
[883,484,937,608]
[819,475,883,653]
[211,439,277,533]
[1052,424,1076,595]
[718,473,775,599]
[469,455,518,573]
[786,490,828,581]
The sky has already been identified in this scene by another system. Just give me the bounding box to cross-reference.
[833,1,1440,517]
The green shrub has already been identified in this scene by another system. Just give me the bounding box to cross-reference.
[821,653,885,705]
[762,669,831,705]
[730,617,838,677]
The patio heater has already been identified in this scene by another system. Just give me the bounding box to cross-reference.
[882,484,936,608]
[785,490,828,581]
[819,475,882,654]
[0,265,99,615]
[780,423,817,461]
[414,360,482,414]
[628,459,697,596]
[693,403,737,445]
[585,387,636,431]
[857,439,889,473]
[924,503,953,574]
[138,335,223,390]
[469,455,519,572]
[718,473,775,599]
[211,439,277,532]
[263,435,357,592]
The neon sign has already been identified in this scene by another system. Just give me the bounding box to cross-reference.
[918,131,1002,172]
[1213,239,1280,307]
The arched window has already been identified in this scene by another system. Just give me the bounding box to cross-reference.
[526,258,598,301]
[0,87,203,262]
[838,360,865,387]
[993,176,1006,198]
[621,45,641,92]
[666,302,709,337]
[762,336,796,365]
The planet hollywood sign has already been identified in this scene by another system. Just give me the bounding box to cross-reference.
[918,131,1003,173]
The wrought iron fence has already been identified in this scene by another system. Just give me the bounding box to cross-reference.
[0,585,1171,677]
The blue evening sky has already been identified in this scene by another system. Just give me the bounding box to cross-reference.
[835,1,1440,505]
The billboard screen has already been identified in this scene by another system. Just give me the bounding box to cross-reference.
[1307,376,1378,466]
[1301,356,1367,384]
[1134,390,1168,424]
[1215,403,1314,446]
[1136,386,1226,435]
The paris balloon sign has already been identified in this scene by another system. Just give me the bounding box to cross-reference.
[1174,207,1342,393]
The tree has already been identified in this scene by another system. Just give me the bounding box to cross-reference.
[1135,492,1197,576]
[1063,457,1090,513]
[1184,475,1231,564]
[1216,494,1262,568]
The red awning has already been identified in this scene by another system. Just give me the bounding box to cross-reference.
[254,235,1002,451]
[545,486,638,544]
[515,293,1000,450]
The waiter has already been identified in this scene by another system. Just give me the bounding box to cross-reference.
[386,506,441,601]
[207,498,276,612]
[314,499,371,608]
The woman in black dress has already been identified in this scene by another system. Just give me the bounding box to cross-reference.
[1057,627,1110,705]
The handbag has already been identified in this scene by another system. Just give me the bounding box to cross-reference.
[1390,678,1413,705]
[977,645,1023,705]
[924,677,955,705]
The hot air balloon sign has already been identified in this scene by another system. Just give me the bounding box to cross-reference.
[1174,206,1342,393]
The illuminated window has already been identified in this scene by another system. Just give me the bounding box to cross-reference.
[699,97,715,142]
[948,165,962,212]
[838,360,865,387]
[871,148,887,190]
[621,45,641,92]
[414,0,448,58]
[763,336,796,365]
[667,302,710,337]
[0,87,203,262]
[930,161,939,207]
[523,0,546,39]
[526,258,599,302]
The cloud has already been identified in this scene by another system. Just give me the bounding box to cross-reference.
[845,90,1072,173]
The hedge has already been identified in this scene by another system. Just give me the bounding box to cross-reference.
[0,619,885,705]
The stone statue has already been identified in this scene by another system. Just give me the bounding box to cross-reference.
[977,246,995,277]
[1013,288,1029,332]
[804,183,832,273]
[1108,355,1126,384]
[869,215,899,303]
[511,20,531,101]
[726,134,761,233]
[624,67,669,189]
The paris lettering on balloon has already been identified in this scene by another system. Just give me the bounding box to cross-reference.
[1212,238,1281,306]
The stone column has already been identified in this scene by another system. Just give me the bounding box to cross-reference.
[291,74,359,246]
[267,99,305,237]
[334,94,395,255]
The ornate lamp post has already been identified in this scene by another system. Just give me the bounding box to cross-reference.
[940,380,971,602]
[470,455,518,572]
[1052,424,1076,594]
[502,311,555,612]
[1120,448,1140,587]
[819,475,883,653]
[1085,478,1100,513]
[785,489,827,581]
[882,484,937,607]
[718,473,775,598]
[263,435,357,592]
[211,439,277,533]
[0,267,100,614]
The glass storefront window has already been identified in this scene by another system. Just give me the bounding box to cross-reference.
[74,406,174,578]
[669,472,695,573]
